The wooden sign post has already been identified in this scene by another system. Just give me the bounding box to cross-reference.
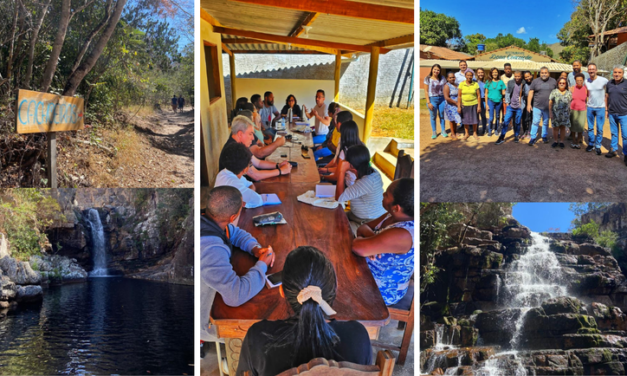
[16,89,85,188]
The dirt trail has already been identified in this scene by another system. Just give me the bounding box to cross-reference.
[57,106,194,188]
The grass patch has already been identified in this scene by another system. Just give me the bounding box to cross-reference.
[89,127,143,186]
[370,107,414,139]
[125,105,156,118]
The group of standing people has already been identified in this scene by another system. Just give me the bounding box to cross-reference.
[425,60,627,164]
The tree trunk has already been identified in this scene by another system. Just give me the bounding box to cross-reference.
[24,0,52,90]
[5,0,20,89]
[39,0,71,92]
[63,0,128,96]
[69,0,114,76]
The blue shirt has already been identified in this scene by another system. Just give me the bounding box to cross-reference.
[477,81,486,99]
[365,216,414,305]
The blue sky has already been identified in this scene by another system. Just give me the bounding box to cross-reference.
[421,0,575,45]
[513,203,576,232]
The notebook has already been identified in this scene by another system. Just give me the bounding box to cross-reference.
[261,194,281,206]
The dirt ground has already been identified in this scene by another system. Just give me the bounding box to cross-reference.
[56,107,194,188]
[420,104,627,202]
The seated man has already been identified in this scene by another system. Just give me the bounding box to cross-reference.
[237,108,287,159]
[222,116,292,181]
[215,143,263,208]
[351,178,414,306]
[251,93,276,141]
[200,186,275,342]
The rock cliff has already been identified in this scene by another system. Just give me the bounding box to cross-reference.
[46,189,193,285]
[421,221,627,375]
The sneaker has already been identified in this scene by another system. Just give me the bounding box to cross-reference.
[488,130,493,137]
[596,148,602,155]
[542,137,549,144]
[575,144,581,149]
[442,132,449,138]
[571,143,577,149]
[529,138,537,146]
[431,134,437,139]
[586,145,595,152]
[606,150,617,158]
[559,143,565,149]
[495,136,505,145]
[551,142,559,148]
[514,136,520,143]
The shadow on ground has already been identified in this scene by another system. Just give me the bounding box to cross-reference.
[420,107,627,202]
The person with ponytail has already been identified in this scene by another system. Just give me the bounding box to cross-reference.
[352,178,414,306]
[318,120,363,182]
[236,246,372,376]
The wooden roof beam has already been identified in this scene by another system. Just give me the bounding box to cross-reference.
[222,44,233,56]
[212,26,389,54]
[290,12,319,37]
[228,50,328,54]
[368,34,414,48]
[228,0,413,24]
[201,9,222,27]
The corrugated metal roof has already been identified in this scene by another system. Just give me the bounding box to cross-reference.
[222,35,310,52]
[590,26,627,38]
[420,59,609,73]
[420,45,472,60]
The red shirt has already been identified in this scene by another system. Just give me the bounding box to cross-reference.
[571,85,588,111]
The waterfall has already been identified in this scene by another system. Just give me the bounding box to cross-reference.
[502,232,567,349]
[87,209,108,277]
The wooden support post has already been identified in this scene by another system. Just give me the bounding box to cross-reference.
[229,53,236,111]
[334,52,341,102]
[363,46,380,143]
[47,132,57,188]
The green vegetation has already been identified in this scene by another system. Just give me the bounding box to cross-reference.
[419,9,462,47]
[370,108,414,140]
[420,203,513,295]
[462,33,554,58]
[0,189,63,260]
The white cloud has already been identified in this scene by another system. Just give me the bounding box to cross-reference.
[516,27,527,34]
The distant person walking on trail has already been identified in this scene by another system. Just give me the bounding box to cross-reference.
[567,60,589,88]
[496,71,529,145]
[457,70,481,141]
[424,63,448,139]
[485,67,506,137]
[585,63,608,155]
[569,73,588,149]
[443,72,462,141]
[171,95,178,113]
[549,77,573,149]
[178,95,185,111]
[605,65,627,164]
[476,68,487,135]
[527,67,557,145]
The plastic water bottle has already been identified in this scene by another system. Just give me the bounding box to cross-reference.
[281,117,285,129]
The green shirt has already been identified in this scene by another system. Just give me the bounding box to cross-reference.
[486,80,506,103]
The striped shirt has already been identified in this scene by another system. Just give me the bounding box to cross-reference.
[338,170,387,220]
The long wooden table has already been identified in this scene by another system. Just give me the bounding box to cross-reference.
[262,122,320,184]
[210,183,390,374]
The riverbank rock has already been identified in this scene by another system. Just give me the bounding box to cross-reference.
[0,256,41,285]
[30,255,88,284]
[542,297,583,315]
[15,285,43,302]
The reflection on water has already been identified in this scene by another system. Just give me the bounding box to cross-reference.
[0,278,194,375]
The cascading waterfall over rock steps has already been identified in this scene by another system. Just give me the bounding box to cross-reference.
[421,222,627,375]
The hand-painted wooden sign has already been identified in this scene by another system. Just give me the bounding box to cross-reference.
[16,89,84,134]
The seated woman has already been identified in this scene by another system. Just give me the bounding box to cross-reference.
[280,94,303,119]
[313,102,341,161]
[236,246,372,376]
[352,178,414,305]
[318,121,362,182]
[335,145,387,234]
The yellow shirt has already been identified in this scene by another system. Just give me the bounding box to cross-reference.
[331,129,341,147]
[459,81,480,106]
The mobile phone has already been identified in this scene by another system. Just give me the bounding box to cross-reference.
[266,271,283,289]
[281,154,288,158]
[289,161,298,167]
